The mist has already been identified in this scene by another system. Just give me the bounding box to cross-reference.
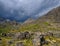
[0,0,60,21]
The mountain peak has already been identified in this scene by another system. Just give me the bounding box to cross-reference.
[38,6,60,22]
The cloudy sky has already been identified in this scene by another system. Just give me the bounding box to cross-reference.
[0,0,60,22]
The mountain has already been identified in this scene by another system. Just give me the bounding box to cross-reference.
[37,7,60,23]
[23,6,60,24]
[23,18,35,25]
[19,7,60,46]
[0,18,21,33]
[0,6,60,32]
[20,6,60,32]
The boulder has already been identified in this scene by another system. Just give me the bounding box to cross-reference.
[16,42,24,46]
[33,32,49,46]
[18,33,25,39]
[15,31,31,40]
[8,40,14,44]
[53,33,60,38]
[14,32,21,39]
[39,35,46,46]
[46,31,53,36]
[23,31,30,39]
[7,40,14,46]
[32,32,41,46]
[7,33,15,37]
[1,33,7,37]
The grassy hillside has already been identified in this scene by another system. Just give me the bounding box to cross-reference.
[0,7,60,46]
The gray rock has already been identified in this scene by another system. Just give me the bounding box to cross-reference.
[1,32,15,38]
[23,31,30,39]
[18,33,25,39]
[33,32,49,46]
[7,33,15,37]
[46,31,53,36]
[15,31,31,40]
[15,32,26,40]
[14,32,21,39]
[33,32,41,46]
[39,35,46,46]
[53,33,60,38]
[7,40,14,46]
[8,40,14,45]
[16,42,24,46]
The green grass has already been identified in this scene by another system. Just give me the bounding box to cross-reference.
[0,22,60,46]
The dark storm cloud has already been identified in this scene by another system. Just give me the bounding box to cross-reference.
[0,0,60,21]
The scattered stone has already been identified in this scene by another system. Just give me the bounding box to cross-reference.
[53,33,60,38]
[7,33,15,37]
[33,31,49,46]
[16,42,24,46]
[33,32,41,46]
[46,31,53,36]
[40,35,45,46]
[1,33,7,37]
[15,31,31,40]
[23,31,30,39]
[18,33,25,39]
[8,40,14,46]
[1,31,59,46]
[8,40,13,44]
[1,32,15,37]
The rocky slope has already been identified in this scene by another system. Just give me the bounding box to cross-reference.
[18,6,60,46]
[0,18,21,33]
[37,7,60,23]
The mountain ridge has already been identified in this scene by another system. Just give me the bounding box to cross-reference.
[37,6,60,23]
